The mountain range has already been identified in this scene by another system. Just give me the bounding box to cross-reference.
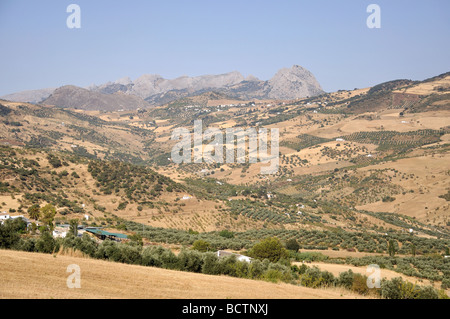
[1,65,324,110]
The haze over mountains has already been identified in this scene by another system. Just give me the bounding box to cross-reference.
[1,65,324,110]
[43,85,151,112]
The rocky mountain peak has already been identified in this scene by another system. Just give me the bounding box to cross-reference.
[267,65,324,99]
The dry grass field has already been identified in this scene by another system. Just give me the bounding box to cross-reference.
[294,261,449,295]
[0,250,368,299]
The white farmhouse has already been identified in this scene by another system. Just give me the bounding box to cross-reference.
[216,250,252,263]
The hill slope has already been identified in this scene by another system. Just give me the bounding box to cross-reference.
[0,249,366,299]
[43,85,151,111]
[1,65,324,107]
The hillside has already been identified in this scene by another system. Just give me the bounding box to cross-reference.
[0,73,449,236]
[0,72,449,299]
[43,85,151,111]
[1,65,324,106]
[0,249,366,299]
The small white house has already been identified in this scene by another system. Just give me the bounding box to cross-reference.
[10,215,25,220]
[336,138,345,142]
[182,195,192,200]
[216,250,252,263]
[52,230,67,238]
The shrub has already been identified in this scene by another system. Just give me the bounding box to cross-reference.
[249,237,289,263]
[117,202,128,210]
[292,251,328,262]
[418,286,439,299]
[285,238,300,252]
[247,259,266,279]
[338,269,354,289]
[0,218,28,249]
[177,249,203,272]
[217,255,239,277]
[301,266,335,288]
[233,260,250,278]
[201,252,221,275]
[442,277,450,290]
[381,277,423,299]
[15,238,36,252]
[192,239,211,252]
[47,155,62,168]
[141,246,165,267]
[71,171,80,178]
[35,231,57,253]
[297,263,308,275]
[352,273,370,295]
[128,233,143,246]
[263,269,285,283]
[219,230,234,239]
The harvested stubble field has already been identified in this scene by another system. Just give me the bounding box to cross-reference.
[0,249,367,299]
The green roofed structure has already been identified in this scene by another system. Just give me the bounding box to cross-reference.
[85,228,128,241]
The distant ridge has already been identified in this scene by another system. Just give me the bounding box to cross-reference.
[42,85,151,111]
[1,65,324,108]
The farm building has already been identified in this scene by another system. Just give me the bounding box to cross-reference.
[85,228,128,241]
[216,250,252,263]
[0,214,31,226]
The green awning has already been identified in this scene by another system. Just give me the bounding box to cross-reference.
[85,228,128,239]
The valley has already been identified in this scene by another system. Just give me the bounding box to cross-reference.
[1,71,449,299]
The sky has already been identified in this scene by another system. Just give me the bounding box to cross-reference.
[0,0,449,96]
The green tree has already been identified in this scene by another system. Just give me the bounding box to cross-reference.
[249,237,289,263]
[27,204,40,220]
[128,233,143,246]
[69,219,78,237]
[388,239,397,257]
[192,239,211,252]
[0,218,27,248]
[47,154,62,168]
[40,204,57,231]
[30,222,38,235]
[338,269,354,289]
[352,273,370,295]
[35,231,56,253]
[71,171,80,179]
[285,238,300,252]
[219,230,234,239]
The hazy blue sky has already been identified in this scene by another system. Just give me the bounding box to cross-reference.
[0,0,449,96]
